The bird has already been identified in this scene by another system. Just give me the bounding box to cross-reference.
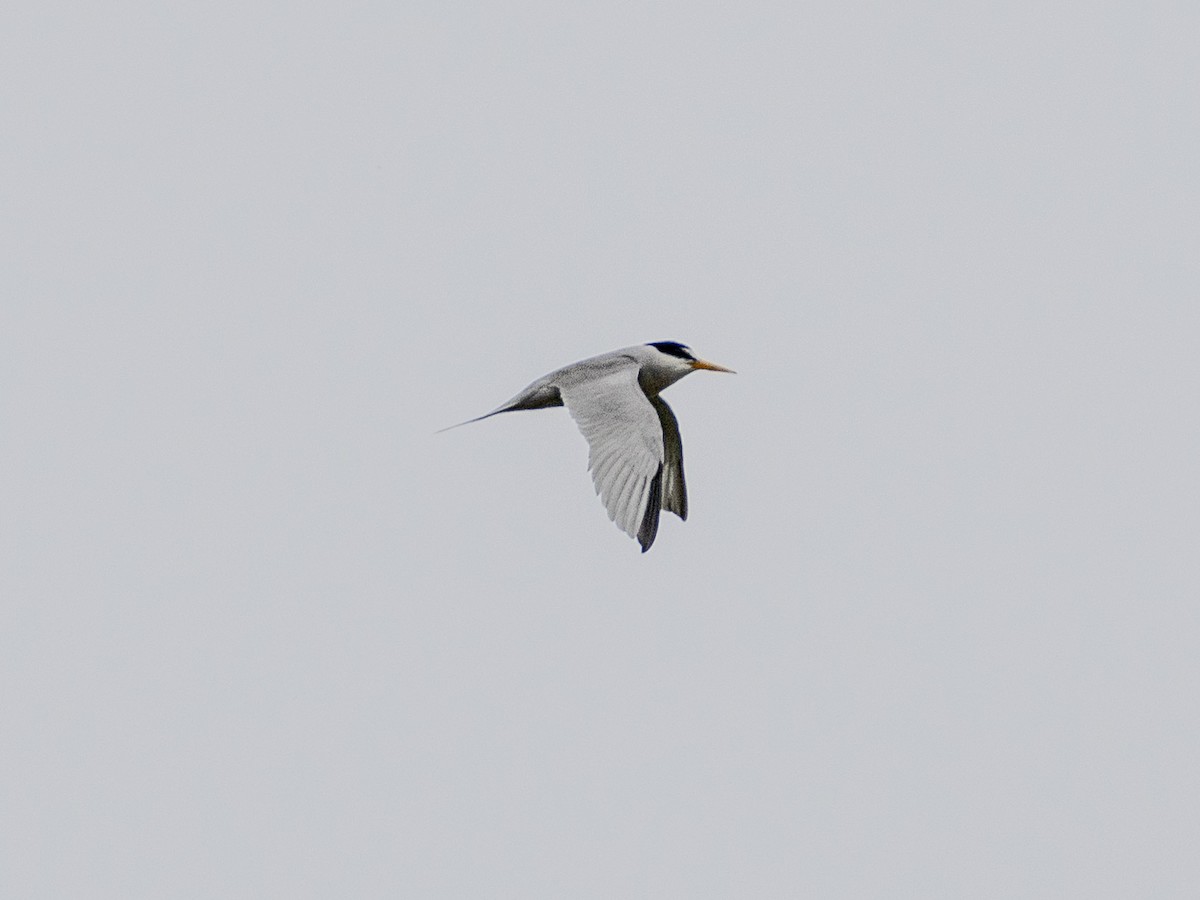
[442,341,735,552]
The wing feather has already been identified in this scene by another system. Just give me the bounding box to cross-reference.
[558,363,667,549]
[649,395,688,521]
[637,466,664,551]
[607,465,637,524]
[624,472,652,528]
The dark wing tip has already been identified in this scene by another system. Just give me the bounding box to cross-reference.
[637,466,664,552]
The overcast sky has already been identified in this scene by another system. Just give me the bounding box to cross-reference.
[3,2,1198,897]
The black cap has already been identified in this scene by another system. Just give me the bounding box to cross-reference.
[647,341,695,360]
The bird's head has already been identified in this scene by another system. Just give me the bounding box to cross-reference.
[640,341,736,394]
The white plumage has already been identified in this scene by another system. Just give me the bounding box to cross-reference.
[443,341,734,552]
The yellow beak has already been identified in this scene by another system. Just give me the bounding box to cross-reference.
[690,358,737,374]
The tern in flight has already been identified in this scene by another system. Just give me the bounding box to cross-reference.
[443,341,735,552]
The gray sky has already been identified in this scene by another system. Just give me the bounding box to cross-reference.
[3,1,1198,897]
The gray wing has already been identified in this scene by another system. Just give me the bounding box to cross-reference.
[650,395,687,521]
[558,365,666,552]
